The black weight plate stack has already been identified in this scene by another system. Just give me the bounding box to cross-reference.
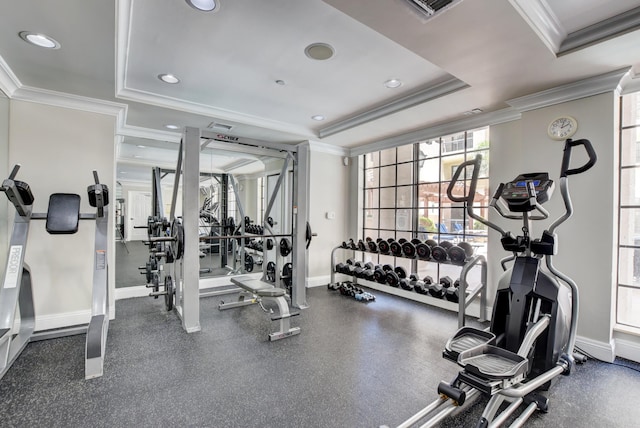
[401,241,417,258]
[378,240,390,254]
[386,270,400,287]
[390,241,403,257]
[416,243,431,260]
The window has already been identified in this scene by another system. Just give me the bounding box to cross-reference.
[617,92,640,328]
[362,128,490,279]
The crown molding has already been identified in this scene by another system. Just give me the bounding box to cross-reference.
[12,86,127,126]
[118,124,181,143]
[506,68,630,112]
[559,6,640,55]
[349,107,521,156]
[509,0,566,54]
[0,54,21,97]
[319,77,469,138]
[307,140,349,157]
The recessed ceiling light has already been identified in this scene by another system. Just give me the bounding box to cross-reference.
[311,115,325,121]
[164,124,180,130]
[186,0,218,12]
[384,79,402,89]
[158,74,180,84]
[136,145,146,148]
[19,31,60,49]
[305,43,334,61]
[134,155,143,159]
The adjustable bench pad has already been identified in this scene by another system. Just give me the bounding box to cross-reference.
[46,193,81,234]
[231,276,286,297]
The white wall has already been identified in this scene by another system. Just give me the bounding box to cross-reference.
[0,91,9,278]
[489,92,617,356]
[308,149,350,282]
[9,100,116,329]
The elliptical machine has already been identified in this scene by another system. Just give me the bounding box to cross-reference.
[396,138,597,427]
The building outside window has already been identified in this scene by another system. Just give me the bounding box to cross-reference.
[618,91,640,329]
[362,128,490,281]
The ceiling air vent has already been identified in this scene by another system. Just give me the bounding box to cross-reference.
[403,0,460,19]
[207,121,234,131]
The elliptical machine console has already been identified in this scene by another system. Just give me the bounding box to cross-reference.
[395,138,597,428]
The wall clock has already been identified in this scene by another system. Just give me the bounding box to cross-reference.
[548,116,578,140]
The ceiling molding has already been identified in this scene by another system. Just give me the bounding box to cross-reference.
[620,66,640,95]
[558,6,640,55]
[115,0,132,96]
[349,107,521,157]
[12,85,127,126]
[509,0,566,54]
[118,124,181,143]
[506,67,630,112]
[319,77,470,138]
[307,140,349,157]
[0,54,21,97]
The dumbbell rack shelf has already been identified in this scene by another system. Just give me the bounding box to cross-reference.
[329,245,488,328]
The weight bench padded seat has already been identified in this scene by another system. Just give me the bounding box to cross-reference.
[230,277,286,297]
[46,193,81,234]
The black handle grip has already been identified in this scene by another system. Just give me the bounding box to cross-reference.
[447,155,482,203]
[560,138,597,178]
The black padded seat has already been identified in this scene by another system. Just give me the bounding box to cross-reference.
[46,193,81,234]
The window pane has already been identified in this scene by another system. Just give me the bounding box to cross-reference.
[418,157,440,183]
[622,92,640,126]
[380,165,396,187]
[621,128,640,167]
[380,187,395,208]
[419,140,441,159]
[416,262,439,282]
[380,209,395,230]
[364,188,379,209]
[620,167,640,205]
[364,209,378,230]
[396,209,413,231]
[473,178,491,207]
[468,128,490,151]
[397,162,414,186]
[397,144,414,163]
[441,154,466,181]
[365,167,379,188]
[418,183,441,214]
[619,208,640,246]
[617,286,640,326]
[397,186,413,208]
[619,247,640,287]
[441,132,467,154]
[380,148,396,166]
[363,229,378,240]
[365,152,379,168]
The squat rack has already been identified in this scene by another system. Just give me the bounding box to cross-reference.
[169,127,310,333]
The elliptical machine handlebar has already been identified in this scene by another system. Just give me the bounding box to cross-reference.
[446,154,508,237]
[560,138,597,178]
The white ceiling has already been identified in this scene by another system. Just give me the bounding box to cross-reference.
[1,0,640,180]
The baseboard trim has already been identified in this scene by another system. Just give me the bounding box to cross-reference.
[614,337,640,363]
[34,306,116,332]
[575,335,615,362]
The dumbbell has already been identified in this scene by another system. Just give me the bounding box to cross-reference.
[447,242,474,265]
[429,276,452,298]
[378,239,391,254]
[373,266,387,284]
[401,273,419,291]
[415,275,433,295]
[358,239,367,251]
[402,240,418,259]
[335,263,346,273]
[431,241,453,263]
[390,240,403,257]
[386,266,407,288]
[445,279,464,303]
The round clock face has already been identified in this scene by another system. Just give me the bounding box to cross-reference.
[548,116,577,140]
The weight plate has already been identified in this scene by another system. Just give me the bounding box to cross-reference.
[386,271,400,287]
[439,241,453,249]
[245,254,254,272]
[373,268,386,284]
[390,241,402,257]
[266,261,276,282]
[152,273,160,299]
[401,242,416,258]
[394,266,407,279]
[280,238,292,257]
[458,241,474,257]
[410,238,422,245]
[432,246,448,262]
[447,246,467,265]
[164,275,174,311]
[282,263,293,287]
[378,240,390,254]
[425,239,438,248]
[367,240,378,252]
[171,219,184,260]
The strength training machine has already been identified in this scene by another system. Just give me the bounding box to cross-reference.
[0,164,110,380]
[396,138,597,427]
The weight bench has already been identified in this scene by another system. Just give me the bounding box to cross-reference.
[219,276,300,341]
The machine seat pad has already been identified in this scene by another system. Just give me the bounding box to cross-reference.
[231,276,286,297]
[46,193,81,234]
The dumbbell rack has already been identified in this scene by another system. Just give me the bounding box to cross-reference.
[329,245,488,328]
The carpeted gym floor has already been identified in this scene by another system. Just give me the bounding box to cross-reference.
[1,284,639,427]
